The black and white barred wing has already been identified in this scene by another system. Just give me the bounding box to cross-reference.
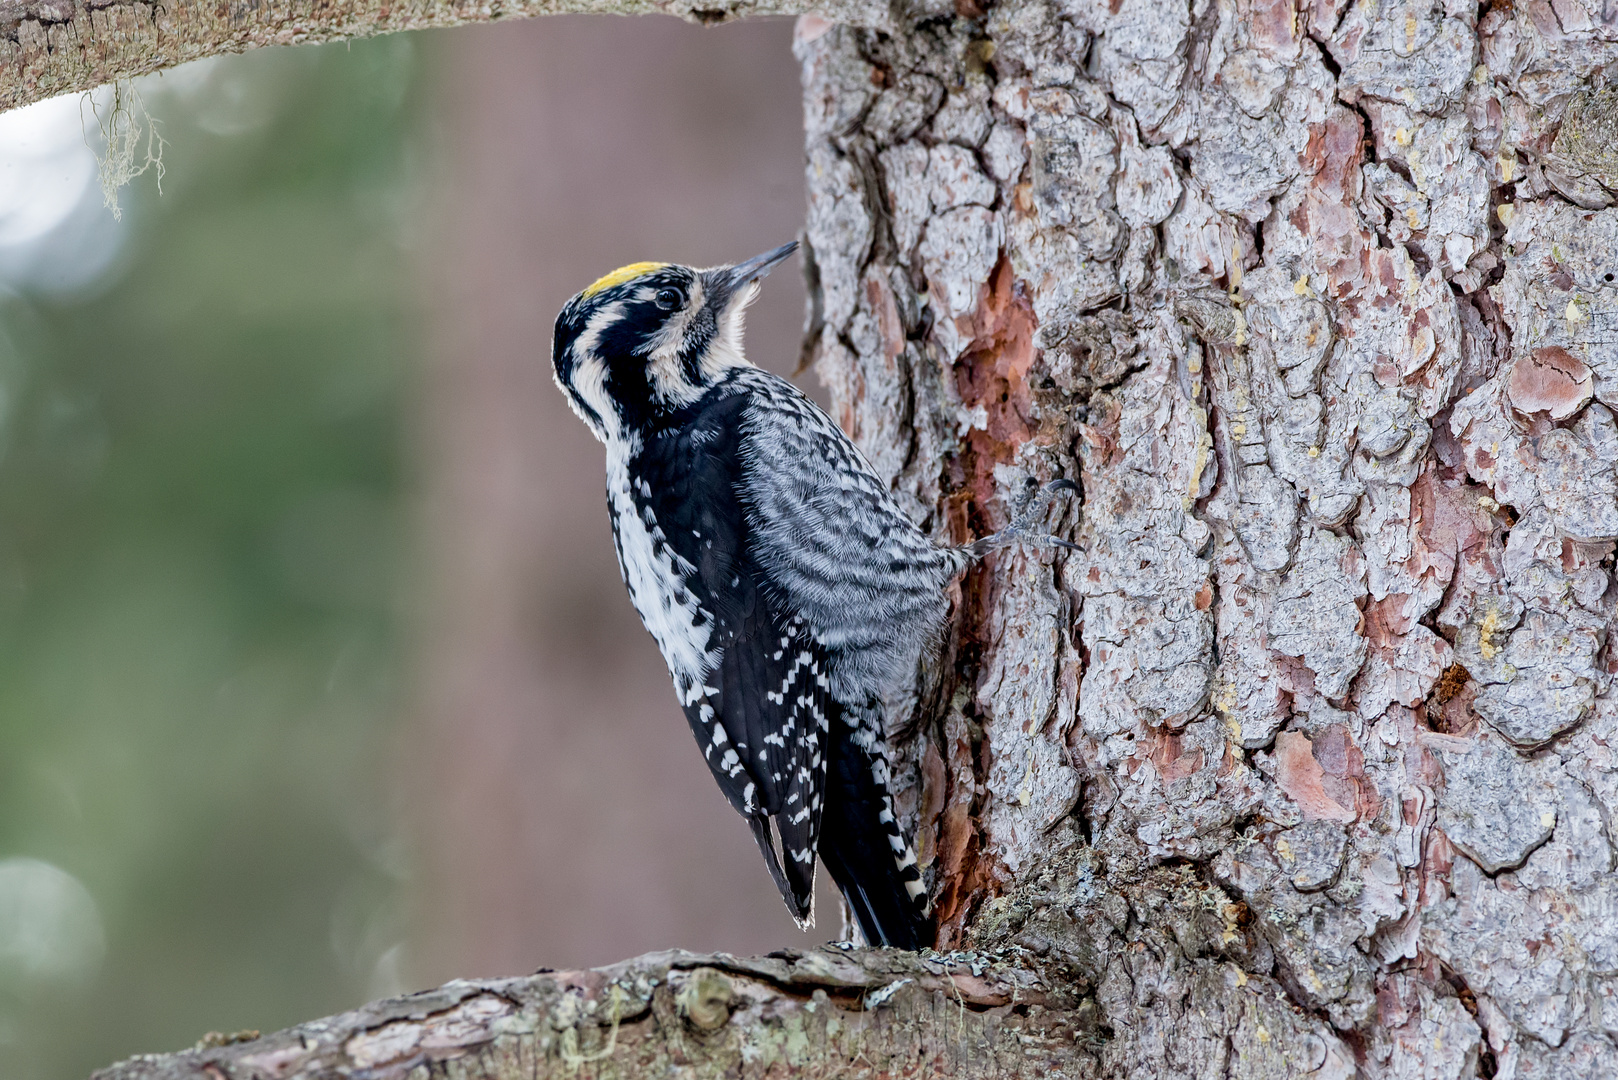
[643,394,833,921]
[730,371,946,944]
[731,371,960,691]
[698,584,833,923]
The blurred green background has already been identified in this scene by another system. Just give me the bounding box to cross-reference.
[0,14,813,1079]
[0,38,423,1080]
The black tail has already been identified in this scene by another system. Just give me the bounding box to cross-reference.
[820,730,933,950]
[746,815,815,926]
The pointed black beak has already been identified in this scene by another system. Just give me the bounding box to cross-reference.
[726,242,798,291]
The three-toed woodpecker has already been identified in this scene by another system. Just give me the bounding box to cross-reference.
[551,242,1075,949]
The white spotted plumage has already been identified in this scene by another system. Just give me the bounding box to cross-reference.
[606,434,718,709]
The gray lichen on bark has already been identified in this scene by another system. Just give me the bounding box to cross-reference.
[92,948,1080,1079]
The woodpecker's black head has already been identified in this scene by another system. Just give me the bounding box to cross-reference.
[552,243,797,443]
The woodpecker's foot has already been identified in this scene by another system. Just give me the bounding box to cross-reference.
[969,478,1081,557]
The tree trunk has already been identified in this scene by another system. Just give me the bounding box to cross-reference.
[91,0,1618,1078]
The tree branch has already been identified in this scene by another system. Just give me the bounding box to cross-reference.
[0,0,861,113]
[91,947,1072,1080]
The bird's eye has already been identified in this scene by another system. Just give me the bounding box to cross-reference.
[655,288,684,311]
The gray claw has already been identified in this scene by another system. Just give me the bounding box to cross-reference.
[970,476,1082,558]
[1011,477,1080,530]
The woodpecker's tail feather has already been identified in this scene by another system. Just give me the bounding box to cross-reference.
[820,724,933,951]
[748,815,817,928]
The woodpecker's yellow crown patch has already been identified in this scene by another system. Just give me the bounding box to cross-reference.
[582,262,668,298]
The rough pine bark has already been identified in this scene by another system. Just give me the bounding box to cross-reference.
[87,0,1618,1078]
[794,2,1618,1076]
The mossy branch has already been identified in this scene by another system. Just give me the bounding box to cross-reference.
[91,946,1076,1080]
[0,0,870,113]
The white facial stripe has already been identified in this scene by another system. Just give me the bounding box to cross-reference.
[644,278,706,407]
[560,300,627,442]
[576,299,625,359]
[607,436,718,694]
[567,354,613,441]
